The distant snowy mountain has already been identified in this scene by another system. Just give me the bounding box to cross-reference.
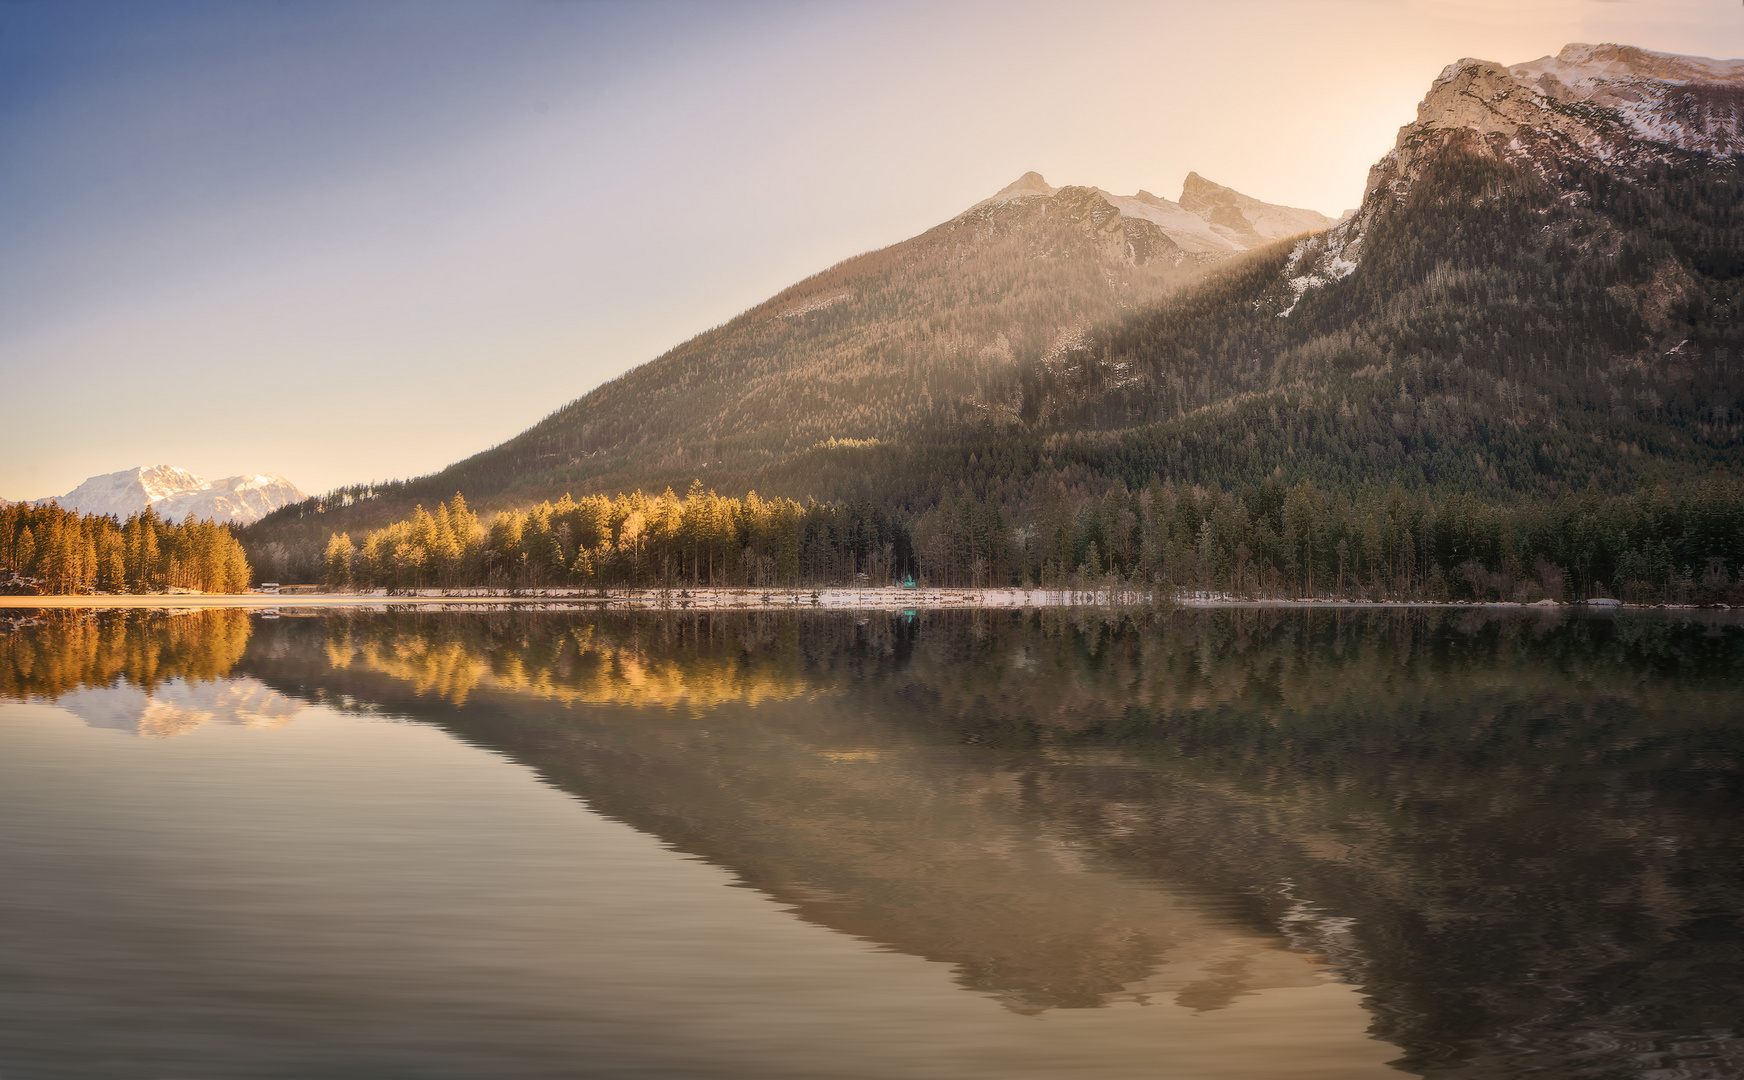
[153,473,308,525]
[40,466,306,525]
[44,465,207,519]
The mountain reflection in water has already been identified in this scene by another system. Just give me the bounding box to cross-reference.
[3,605,1741,1078]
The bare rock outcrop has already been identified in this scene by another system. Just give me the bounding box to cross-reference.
[1280,43,1744,313]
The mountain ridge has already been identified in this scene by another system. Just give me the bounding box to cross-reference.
[39,466,306,525]
[974,169,1335,257]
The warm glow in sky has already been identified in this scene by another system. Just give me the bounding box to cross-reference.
[4,0,1743,500]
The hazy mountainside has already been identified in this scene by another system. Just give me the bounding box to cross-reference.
[1173,172,1338,251]
[251,172,1328,544]
[38,466,305,525]
[418,170,1327,500]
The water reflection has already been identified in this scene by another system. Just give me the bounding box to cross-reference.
[321,619,817,709]
[4,605,1741,1078]
[0,610,300,737]
[56,677,304,737]
[0,608,250,699]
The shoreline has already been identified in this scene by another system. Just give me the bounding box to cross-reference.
[0,587,1726,614]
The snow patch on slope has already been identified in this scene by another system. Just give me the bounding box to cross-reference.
[1277,238,1359,318]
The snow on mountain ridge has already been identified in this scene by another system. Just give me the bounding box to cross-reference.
[38,466,306,525]
[41,466,206,520]
[1507,43,1744,95]
[153,473,308,525]
[1402,43,1744,160]
[1095,188,1238,255]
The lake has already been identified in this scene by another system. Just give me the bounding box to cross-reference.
[2,606,1740,1078]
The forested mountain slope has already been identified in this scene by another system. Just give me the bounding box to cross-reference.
[413,171,1326,501]
[249,172,1325,547]
[853,43,1744,507]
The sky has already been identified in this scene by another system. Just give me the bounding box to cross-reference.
[4,0,1743,501]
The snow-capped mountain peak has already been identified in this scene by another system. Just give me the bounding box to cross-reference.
[44,466,205,520]
[37,466,305,525]
[1404,43,1744,161]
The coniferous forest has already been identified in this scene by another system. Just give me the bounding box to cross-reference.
[0,503,251,595]
[301,474,1741,606]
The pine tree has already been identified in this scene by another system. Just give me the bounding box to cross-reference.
[15,527,34,579]
[325,533,356,588]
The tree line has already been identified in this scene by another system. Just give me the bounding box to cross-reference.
[319,486,910,592]
[0,503,251,594]
[313,471,1742,604]
[911,471,1743,603]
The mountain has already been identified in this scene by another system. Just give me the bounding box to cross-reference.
[42,466,306,525]
[439,170,1332,503]
[884,41,1744,510]
[246,42,1743,596]
[251,171,1331,540]
[46,465,205,519]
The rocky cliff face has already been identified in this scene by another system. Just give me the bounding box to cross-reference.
[1281,43,1744,309]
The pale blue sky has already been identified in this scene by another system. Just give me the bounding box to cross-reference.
[4,0,1742,499]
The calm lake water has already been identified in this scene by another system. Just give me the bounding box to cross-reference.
[2,606,1740,1079]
